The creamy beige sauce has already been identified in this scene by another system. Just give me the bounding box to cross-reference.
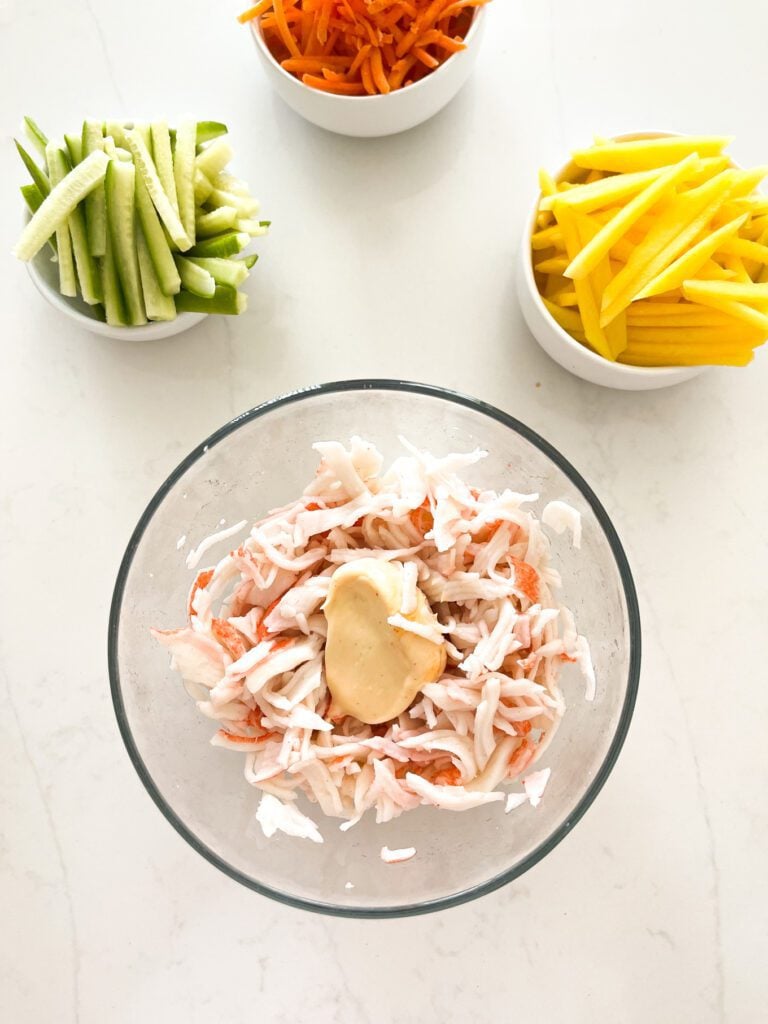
[323,558,446,725]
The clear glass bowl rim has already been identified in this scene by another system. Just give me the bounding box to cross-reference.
[108,378,641,918]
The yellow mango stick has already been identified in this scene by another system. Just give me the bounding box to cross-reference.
[537,210,555,229]
[634,214,747,299]
[627,301,734,318]
[572,211,627,357]
[682,279,768,306]
[552,203,614,359]
[571,135,732,173]
[681,289,768,332]
[600,171,736,325]
[531,225,564,250]
[544,273,568,297]
[564,155,700,281]
[539,168,662,213]
[534,256,569,274]
[542,298,583,334]
[718,237,768,264]
[627,325,763,345]
[553,290,579,307]
[694,260,738,281]
[720,254,751,282]
[619,347,753,367]
[538,168,558,197]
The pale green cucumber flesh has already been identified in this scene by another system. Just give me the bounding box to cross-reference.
[175,256,216,297]
[186,256,248,288]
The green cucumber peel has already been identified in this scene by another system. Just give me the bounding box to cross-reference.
[81,120,107,256]
[101,227,128,326]
[187,231,249,258]
[137,227,177,321]
[238,254,258,269]
[15,139,50,197]
[23,116,49,158]
[105,159,146,325]
[64,133,83,166]
[134,171,181,296]
[174,284,246,315]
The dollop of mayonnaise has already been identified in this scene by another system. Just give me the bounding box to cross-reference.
[323,558,446,725]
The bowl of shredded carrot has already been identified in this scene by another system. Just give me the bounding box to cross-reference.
[240,0,489,137]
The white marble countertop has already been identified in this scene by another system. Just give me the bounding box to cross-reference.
[2,1,767,1021]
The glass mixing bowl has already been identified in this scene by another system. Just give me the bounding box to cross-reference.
[109,380,640,917]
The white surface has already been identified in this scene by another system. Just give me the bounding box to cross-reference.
[1,1,767,1022]
[250,9,485,137]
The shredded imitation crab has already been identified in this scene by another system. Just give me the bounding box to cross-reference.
[152,437,594,843]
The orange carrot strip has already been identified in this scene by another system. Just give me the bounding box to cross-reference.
[413,45,439,68]
[237,0,274,25]
[302,74,367,94]
[360,55,377,94]
[348,43,372,76]
[369,46,391,92]
[281,55,353,71]
[382,41,397,66]
[317,0,332,44]
[388,54,416,89]
[273,0,302,57]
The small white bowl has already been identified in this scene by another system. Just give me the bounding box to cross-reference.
[26,231,206,341]
[250,9,486,138]
[517,132,709,391]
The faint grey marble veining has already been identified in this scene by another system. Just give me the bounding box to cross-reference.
[1,664,80,1024]
[81,0,126,110]
[642,601,724,1022]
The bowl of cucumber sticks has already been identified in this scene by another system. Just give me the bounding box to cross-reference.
[14,116,268,339]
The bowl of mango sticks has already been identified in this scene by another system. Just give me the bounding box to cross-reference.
[517,132,768,390]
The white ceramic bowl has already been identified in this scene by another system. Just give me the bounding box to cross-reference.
[517,132,709,391]
[26,228,206,341]
[250,9,486,138]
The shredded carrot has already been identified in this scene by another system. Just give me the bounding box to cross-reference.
[240,0,488,95]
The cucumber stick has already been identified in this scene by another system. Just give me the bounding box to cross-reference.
[188,231,249,258]
[173,120,197,245]
[208,188,259,217]
[195,139,233,181]
[195,121,228,146]
[195,205,237,237]
[237,218,269,236]
[186,256,248,289]
[105,159,146,325]
[134,171,181,296]
[101,225,128,327]
[82,121,107,255]
[175,256,216,297]
[124,129,191,250]
[64,133,83,166]
[47,145,102,305]
[238,254,258,269]
[14,150,109,261]
[137,228,176,321]
[150,121,179,216]
[194,169,214,205]
[45,143,77,297]
[21,183,57,255]
[15,140,50,197]
[24,116,49,158]
[175,285,246,315]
